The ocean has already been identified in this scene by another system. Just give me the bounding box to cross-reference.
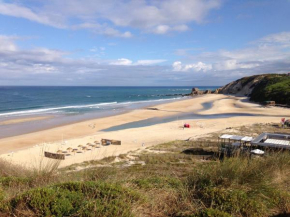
[0,86,219,118]
[0,86,219,138]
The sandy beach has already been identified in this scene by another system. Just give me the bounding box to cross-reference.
[1,94,289,169]
[0,116,52,125]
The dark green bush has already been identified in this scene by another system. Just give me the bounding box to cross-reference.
[2,181,139,217]
[11,187,83,216]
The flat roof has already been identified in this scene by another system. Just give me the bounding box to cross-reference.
[251,133,290,150]
[219,134,233,139]
[264,139,290,146]
[219,134,253,142]
[241,136,253,142]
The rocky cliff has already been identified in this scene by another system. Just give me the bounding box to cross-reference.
[219,75,264,96]
[219,73,290,105]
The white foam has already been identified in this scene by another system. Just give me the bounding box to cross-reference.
[0,97,185,117]
[0,102,118,117]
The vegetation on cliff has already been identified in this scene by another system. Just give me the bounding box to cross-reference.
[250,74,290,105]
[220,73,290,105]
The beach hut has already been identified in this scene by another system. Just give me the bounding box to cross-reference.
[93,144,100,148]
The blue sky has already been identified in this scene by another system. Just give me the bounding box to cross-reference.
[0,0,290,86]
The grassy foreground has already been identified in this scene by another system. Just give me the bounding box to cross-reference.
[1,125,290,216]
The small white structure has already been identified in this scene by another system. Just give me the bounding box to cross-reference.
[219,134,253,144]
[251,149,265,155]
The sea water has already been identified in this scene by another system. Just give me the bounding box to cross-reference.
[0,86,219,118]
[0,86,220,138]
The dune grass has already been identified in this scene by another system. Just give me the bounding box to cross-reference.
[2,151,290,216]
[1,124,290,216]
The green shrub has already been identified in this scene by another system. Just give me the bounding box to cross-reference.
[2,181,139,217]
[0,176,32,187]
[11,187,83,216]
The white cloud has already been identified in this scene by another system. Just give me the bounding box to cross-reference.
[32,64,58,73]
[172,61,183,71]
[152,25,170,34]
[136,59,167,65]
[150,24,189,34]
[173,31,290,77]
[213,60,259,71]
[110,58,167,66]
[259,32,290,46]
[0,36,175,86]
[110,58,133,66]
[101,28,133,38]
[0,0,221,36]
[0,2,65,28]
[72,22,133,38]
[1,31,290,86]
[0,35,18,51]
[172,61,212,72]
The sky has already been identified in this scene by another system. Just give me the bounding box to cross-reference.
[0,0,290,86]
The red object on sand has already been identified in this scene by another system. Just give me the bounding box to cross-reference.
[184,123,190,128]
[282,118,286,123]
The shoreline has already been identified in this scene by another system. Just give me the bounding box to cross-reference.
[0,94,290,168]
[0,96,190,139]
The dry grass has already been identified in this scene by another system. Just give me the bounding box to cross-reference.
[1,123,290,216]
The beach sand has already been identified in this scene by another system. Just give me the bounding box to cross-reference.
[1,94,289,169]
[0,116,52,125]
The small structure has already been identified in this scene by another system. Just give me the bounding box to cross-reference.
[101,139,121,146]
[251,133,290,150]
[44,151,65,160]
[218,134,253,145]
[251,149,265,155]
[218,134,254,157]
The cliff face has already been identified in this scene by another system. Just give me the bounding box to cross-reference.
[219,75,265,96]
[219,74,290,105]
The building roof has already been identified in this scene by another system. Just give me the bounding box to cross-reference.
[251,133,290,149]
[219,134,253,142]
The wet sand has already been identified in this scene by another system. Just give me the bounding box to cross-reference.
[0,116,52,125]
